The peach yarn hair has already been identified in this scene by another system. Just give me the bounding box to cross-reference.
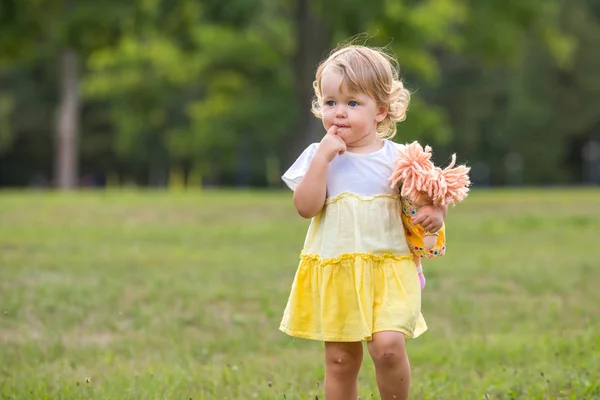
[389,141,471,207]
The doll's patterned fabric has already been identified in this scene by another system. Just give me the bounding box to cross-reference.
[401,197,447,258]
[280,140,434,342]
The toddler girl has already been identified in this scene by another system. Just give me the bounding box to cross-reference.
[281,44,446,400]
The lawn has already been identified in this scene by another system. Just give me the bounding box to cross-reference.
[0,188,599,400]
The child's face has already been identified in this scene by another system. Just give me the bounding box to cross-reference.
[320,68,387,146]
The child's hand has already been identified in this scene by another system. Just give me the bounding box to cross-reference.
[412,204,444,233]
[316,125,347,162]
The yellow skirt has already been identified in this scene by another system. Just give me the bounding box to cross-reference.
[280,252,427,342]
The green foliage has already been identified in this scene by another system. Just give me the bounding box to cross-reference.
[0,0,599,186]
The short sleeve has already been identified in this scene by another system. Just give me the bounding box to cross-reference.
[281,143,319,191]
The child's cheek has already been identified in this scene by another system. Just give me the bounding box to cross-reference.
[322,109,335,126]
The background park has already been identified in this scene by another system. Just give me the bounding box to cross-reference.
[1,0,599,399]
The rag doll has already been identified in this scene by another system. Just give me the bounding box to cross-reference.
[389,141,471,288]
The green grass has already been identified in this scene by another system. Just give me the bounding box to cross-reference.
[1,188,599,400]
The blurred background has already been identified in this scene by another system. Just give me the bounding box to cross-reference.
[1,0,599,190]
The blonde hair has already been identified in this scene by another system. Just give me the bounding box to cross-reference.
[311,44,411,139]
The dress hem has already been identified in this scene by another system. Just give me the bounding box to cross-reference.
[279,325,424,342]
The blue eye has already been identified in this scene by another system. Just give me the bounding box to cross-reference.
[325,101,335,106]
[348,101,358,107]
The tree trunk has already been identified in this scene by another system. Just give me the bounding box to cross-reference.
[55,48,79,189]
[283,0,331,167]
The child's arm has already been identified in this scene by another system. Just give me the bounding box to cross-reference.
[293,155,329,218]
[293,126,346,218]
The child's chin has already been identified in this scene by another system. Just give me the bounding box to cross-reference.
[336,128,352,138]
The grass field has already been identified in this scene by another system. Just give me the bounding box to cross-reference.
[1,188,599,400]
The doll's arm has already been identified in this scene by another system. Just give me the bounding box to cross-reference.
[423,233,438,250]
[402,196,438,291]
[405,193,445,249]
[407,220,447,259]
[401,197,437,257]
[425,224,446,258]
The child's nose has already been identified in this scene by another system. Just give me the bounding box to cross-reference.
[335,105,346,117]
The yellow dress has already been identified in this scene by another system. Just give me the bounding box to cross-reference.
[280,140,428,342]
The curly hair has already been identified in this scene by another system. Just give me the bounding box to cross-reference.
[311,44,411,139]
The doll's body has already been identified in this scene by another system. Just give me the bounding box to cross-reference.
[390,142,471,289]
[400,195,446,258]
[410,191,439,250]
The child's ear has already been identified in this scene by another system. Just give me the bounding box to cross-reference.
[375,104,388,123]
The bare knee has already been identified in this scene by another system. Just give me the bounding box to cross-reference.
[372,349,404,369]
[325,343,363,377]
[368,332,408,369]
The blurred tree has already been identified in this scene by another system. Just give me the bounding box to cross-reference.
[0,0,598,187]
[399,0,576,184]
[0,0,136,188]
[431,0,599,185]
[500,0,600,184]
[83,0,294,186]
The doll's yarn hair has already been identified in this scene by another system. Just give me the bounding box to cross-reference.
[311,44,411,139]
[389,141,471,206]
[426,155,471,206]
[389,141,434,199]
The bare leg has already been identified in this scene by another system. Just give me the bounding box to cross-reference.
[367,331,410,400]
[324,341,363,400]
